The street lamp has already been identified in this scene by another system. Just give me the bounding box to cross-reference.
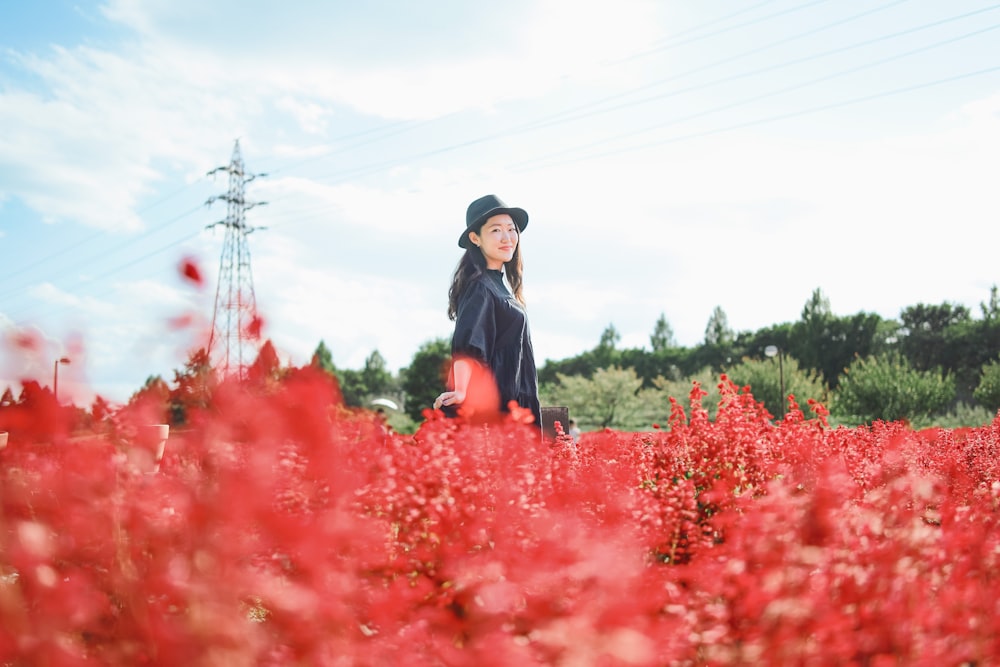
[764,345,785,417]
[53,357,70,403]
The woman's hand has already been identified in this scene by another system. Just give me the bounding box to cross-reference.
[436,358,472,411]
[433,390,465,411]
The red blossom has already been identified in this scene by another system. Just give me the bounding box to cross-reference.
[167,313,194,329]
[10,329,40,351]
[179,256,203,285]
[246,314,265,339]
[1,363,999,664]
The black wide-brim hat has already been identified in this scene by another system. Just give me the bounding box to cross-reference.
[458,194,529,249]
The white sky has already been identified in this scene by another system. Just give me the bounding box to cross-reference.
[2,0,1000,404]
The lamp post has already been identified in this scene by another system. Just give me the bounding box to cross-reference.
[53,357,70,403]
[764,345,785,417]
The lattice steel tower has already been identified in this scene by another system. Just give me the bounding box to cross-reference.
[205,140,267,380]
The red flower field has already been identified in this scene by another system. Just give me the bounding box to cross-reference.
[1,371,997,665]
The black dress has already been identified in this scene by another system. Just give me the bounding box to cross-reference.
[451,269,541,427]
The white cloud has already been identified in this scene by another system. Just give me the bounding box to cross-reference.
[4,1,1000,402]
[274,96,330,136]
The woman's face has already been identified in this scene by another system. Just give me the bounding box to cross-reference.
[469,214,519,270]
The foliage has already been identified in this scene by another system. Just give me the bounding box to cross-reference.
[899,301,971,372]
[184,283,1000,432]
[833,352,955,424]
[973,357,1000,412]
[332,367,368,407]
[128,375,170,415]
[703,305,734,346]
[948,314,1000,403]
[620,346,691,387]
[4,371,1000,664]
[597,322,621,350]
[168,347,215,425]
[910,401,995,430]
[401,337,451,422]
[649,312,675,352]
[651,367,722,421]
[541,365,660,430]
[310,339,336,375]
[725,353,826,419]
[361,350,394,398]
[788,288,889,389]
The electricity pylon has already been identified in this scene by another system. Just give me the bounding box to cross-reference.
[205,139,267,380]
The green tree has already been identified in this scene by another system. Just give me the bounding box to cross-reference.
[539,327,627,384]
[598,323,621,350]
[898,302,970,372]
[362,349,394,397]
[169,348,215,425]
[128,375,171,424]
[980,284,1000,321]
[620,346,691,388]
[311,340,336,375]
[129,375,170,405]
[651,367,722,422]
[973,357,1000,413]
[335,368,368,408]
[737,323,793,362]
[704,305,734,346]
[90,395,113,432]
[788,288,834,384]
[833,352,955,425]
[401,338,452,422]
[247,339,285,387]
[649,313,675,352]
[819,312,888,389]
[725,354,826,419]
[541,366,660,431]
[944,286,1000,403]
[698,305,735,372]
[786,288,887,390]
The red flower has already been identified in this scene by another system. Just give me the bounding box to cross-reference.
[179,256,203,286]
[246,314,265,339]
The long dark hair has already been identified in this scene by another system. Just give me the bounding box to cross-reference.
[447,236,525,321]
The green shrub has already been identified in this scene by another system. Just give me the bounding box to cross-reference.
[652,367,722,422]
[911,402,995,429]
[725,355,826,419]
[973,358,1000,413]
[833,353,955,424]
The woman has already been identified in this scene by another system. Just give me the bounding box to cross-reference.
[433,194,540,428]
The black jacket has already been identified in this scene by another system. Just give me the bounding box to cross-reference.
[451,270,540,427]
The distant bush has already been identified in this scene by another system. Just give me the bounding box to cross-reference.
[725,354,826,418]
[834,352,955,424]
[973,358,1000,413]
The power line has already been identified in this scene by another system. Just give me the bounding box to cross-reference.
[248,5,997,195]
[616,0,837,63]
[511,18,1000,170]
[509,0,964,136]
[514,65,1000,172]
[208,10,1000,231]
[0,203,205,305]
[0,178,207,285]
[7,3,997,328]
[254,0,869,188]
[257,0,796,180]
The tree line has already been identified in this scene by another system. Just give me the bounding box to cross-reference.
[9,286,997,436]
[309,286,1000,433]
